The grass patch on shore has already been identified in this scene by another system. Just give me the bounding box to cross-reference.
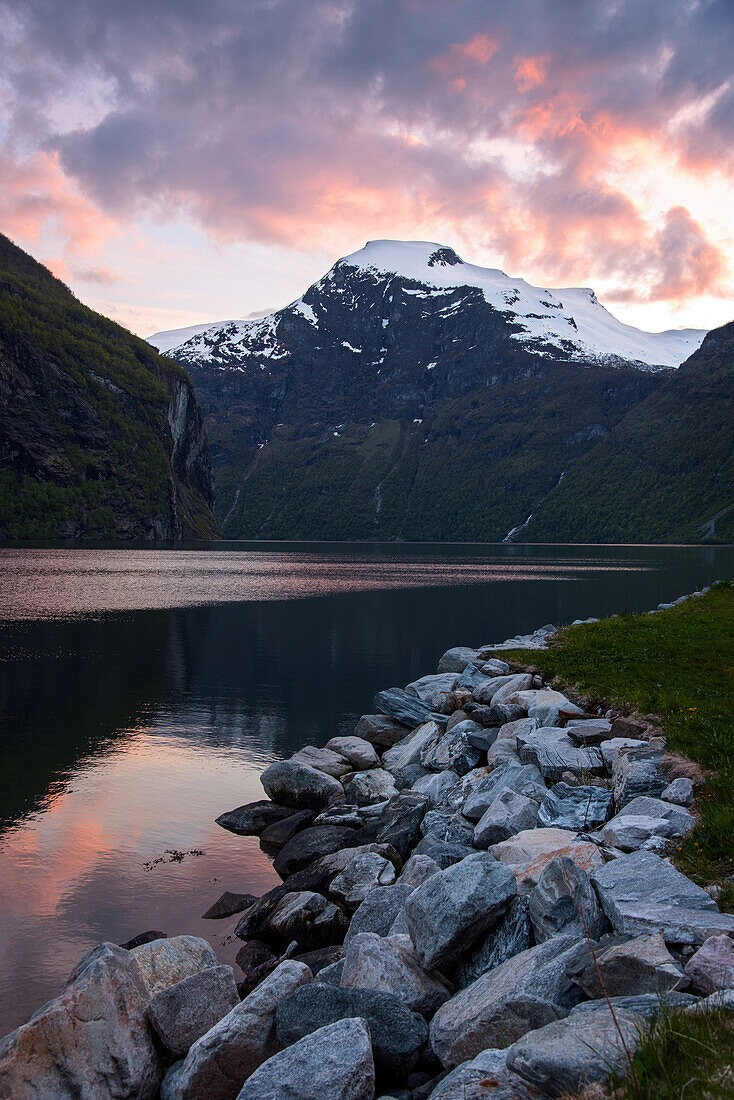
[504,581,734,901]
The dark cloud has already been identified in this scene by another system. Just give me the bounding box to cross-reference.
[0,0,731,299]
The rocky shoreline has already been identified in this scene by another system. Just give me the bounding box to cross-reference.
[2,597,733,1099]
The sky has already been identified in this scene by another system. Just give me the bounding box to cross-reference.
[0,0,732,337]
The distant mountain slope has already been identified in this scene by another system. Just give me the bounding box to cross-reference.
[169,239,696,540]
[0,234,217,540]
[515,321,734,544]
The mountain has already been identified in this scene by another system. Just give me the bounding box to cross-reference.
[164,240,720,542]
[0,234,217,540]
[514,320,734,544]
[148,322,230,354]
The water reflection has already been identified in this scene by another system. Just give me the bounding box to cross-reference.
[0,542,732,1033]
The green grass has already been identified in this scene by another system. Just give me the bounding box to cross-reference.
[504,581,734,901]
[610,1005,734,1100]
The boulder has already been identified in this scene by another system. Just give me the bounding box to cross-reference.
[617,795,696,834]
[520,730,604,782]
[202,892,257,920]
[216,799,292,836]
[472,674,533,705]
[455,664,492,691]
[684,934,734,994]
[456,897,533,988]
[235,1017,375,1100]
[410,770,459,807]
[404,852,517,970]
[685,989,734,1012]
[497,716,538,744]
[133,935,220,996]
[340,932,451,1017]
[600,736,648,771]
[591,850,734,944]
[419,809,474,848]
[537,782,613,830]
[412,836,475,868]
[160,960,311,1100]
[566,932,688,998]
[345,769,398,807]
[329,852,396,909]
[316,842,401,880]
[612,746,667,807]
[148,965,240,1056]
[610,716,649,739]
[487,738,523,767]
[437,646,479,673]
[528,856,608,943]
[325,737,380,770]
[0,942,161,1099]
[461,763,545,821]
[263,892,347,950]
[376,791,428,858]
[290,746,351,778]
[510,689,584,727]
[428,1048,535,1100]
[490,828,604,894]
[382,722,442,772]
[473,788,539,848]
[259,810,315,849]
[235,940,280,995]
[317,959,345,986]
[398,854,441,888]
[601,814,679,851]
[354,714,408,748]
[420,729,481,776]
[374,688,438,728]
[566,718,613,745]
[261,761,345,811]
[481,657,511,675]
[273,825,361,878]
[344,884,415,946]
[276,983,427,1079]
[429,935,584,1067]
[507,1007,643,1097]
[662,777,695,806]
[119,930,167,950]
[405,673,461,710]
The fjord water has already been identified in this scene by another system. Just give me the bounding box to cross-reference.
[0,543,732,1033]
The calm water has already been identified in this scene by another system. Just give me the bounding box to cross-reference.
[0,542,732,1033]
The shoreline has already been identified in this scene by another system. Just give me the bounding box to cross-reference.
[2,586,733,1098]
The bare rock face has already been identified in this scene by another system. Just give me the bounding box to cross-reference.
[132,935,220,996]
[235,1017,375,1100]
[0,942,162,1099]
[161,959,312,1100]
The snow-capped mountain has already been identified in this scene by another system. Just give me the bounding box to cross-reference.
[148,321,231,354]
[159,240,705,370]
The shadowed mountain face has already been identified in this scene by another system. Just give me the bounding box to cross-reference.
[169,240,722,542]
[0,234,216,540]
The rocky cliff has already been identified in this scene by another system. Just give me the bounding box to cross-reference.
[0,234,217,540]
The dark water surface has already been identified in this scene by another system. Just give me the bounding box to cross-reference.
[0,542,732,1033]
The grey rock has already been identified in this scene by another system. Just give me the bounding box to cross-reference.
[398,854,441,888]
[685,989,734,1012]
[601,814,680,851]
[486,738,523,766]
[202,892,257,920]
[412,835,475,868]
[437,646,479,673]
[148,965,240,1056]
[566,932,688,997]
[292,945,343,976]
[612,746,667,807]
[481,657,511,676]
[119,930,167,950]
[489,827,604,894]
[161,960,312,1100]
[261,761,345,811]
[456,663,492,691]
[376,791,428,858]
[326,736,380,770]
[618,795,696,833]
[0,942,161,1100]
[273,825,361,877]
[382,721,442,772]
[420,728,481,776]
[374,688,439,728]
[133,935,220,996]
[405,672,460,710]
[511,689,584,727]
[497,716,538,744]
[345,769,398,807]
[600,737,648,771]
[276,983,427,1079]
[429,935,584,1067]
[462,763,546,821]
[235,1017,374,1100]
[235,940,280,995]
[507,1007,643,1097]
[537,782,613,830]
[591,850,734,944]
[520,730,604,782]
[571,992,697,1017]
[317,959,345,986]
[216,800,293,836]
[429,1048,535,1100]
[290,746,352,778]
[344,884,416,946]
[456,896,533,988]
[472,673,533,706]
[340,932,451,1017]
[410,770,459,807]
[419,809,475,847]
[354,715,408,748]
[264,891,347,950]
[260,810,316,848]
[405,852,517,970]
[473,788,539,848]
[662,777,695,806]
[529,856,607,942]
[684,934,734,994]
[390,763,430,790]
[566,718,613,744]
[315,841,401,880]
[329,852,396,909]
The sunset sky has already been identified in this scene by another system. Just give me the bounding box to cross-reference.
[1,0,732,337]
